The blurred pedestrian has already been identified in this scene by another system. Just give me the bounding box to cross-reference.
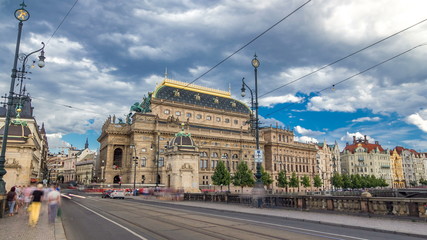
[6,186,17,216]
[15,185,23,213]
[28,183,44,227]
[47,185,61,224]
[23,184,33,210]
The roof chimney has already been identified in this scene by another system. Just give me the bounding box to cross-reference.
[375,141,379,145]
[353,136,356,143]
[364,135,367,143]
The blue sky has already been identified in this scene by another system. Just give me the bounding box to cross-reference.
[1,0,426,153]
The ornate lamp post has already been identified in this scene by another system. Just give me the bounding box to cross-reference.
[242,54,264,205]
[0,2,46,194]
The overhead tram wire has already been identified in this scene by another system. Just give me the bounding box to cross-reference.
[45,0,79,46]
[31,96,106,116]
[263,43,427,117]
[260,17,427,98]
[147,0,312,113]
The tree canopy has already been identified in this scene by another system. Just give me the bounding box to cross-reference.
[232,161,255,191]
[211,161,230,190]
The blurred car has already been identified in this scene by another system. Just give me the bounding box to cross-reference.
[110,190,125,199]
[101,189,113,198]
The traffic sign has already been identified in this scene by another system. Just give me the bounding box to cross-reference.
[254,149,263,163]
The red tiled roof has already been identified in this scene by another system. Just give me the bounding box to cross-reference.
[344,142,384,153]
[393,146,419,156]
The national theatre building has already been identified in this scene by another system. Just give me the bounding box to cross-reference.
[98,79,317,193]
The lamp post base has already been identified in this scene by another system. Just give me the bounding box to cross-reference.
[251,181,266,208]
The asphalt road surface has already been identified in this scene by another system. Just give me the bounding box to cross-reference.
[60,192,426,240]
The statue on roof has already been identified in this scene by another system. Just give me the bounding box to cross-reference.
[130,102,143,113]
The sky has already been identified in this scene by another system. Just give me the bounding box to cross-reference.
[0,0,427,153]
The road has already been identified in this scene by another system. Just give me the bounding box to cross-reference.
[60,191,425,240]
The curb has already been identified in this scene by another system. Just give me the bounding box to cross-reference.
[54,215,67,240]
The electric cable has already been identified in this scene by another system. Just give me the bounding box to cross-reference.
[263,43,427,117]
[260,17,427,98]
[148,0,312,113]
[45,0,79,46]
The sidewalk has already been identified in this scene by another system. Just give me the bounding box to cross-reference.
[128,195,427,238]
[0,203,66,240]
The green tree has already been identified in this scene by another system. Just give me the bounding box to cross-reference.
[331,173,343,189]
[289,172,299,190]
[301,175,311,188]
[351,174,362,189]
[232,161,255,192]
[277,170,289,193]
[419,178,427,185]
[342,174,352,189]
[313,174,322,189]
[379,178,388,188]
[211,161,230,191]
[260,166,273,188]
[409,180,417,187]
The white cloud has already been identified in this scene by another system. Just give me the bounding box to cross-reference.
[352,117,381,123]
[294,126,324,136]
[259,95,303,108]
[405,110,427,132]
[295,136,318,144]
[46,133,71,153]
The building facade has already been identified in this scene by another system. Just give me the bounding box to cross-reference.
[0,96,48,189]
[314,141,341,191]
[263,126,317,193]
[390,148,405,188]
[400,149,417,186]
[341,136,392,187]
[98,78,318,192]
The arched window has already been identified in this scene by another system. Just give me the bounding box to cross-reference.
[141,157,147,167]
[113,148,123,167]
[211,152,218,158]
[222,153,229,159]
[232,154,239,159]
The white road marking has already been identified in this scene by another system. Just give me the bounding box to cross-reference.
[73,201,148,240]
[148,204,369,240]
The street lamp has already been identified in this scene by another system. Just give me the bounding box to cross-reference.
[0,2,46,194]
[101,160,105,184]
[155,132,160,189]
[130,145,138,194]
[241,77,254,111]
[244,55,262,186]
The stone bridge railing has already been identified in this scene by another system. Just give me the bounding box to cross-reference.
[184,193,427,218]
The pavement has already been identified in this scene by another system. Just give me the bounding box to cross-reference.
[0,202,66,240]
[1,194,426,239]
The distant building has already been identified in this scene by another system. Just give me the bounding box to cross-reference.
[341,136,392,187]
[390,148,405,188]
[47,139,96,184]
[0,96,48,188]
[314,141,341,190]
[394,147,426,187]
[263,126,317,193]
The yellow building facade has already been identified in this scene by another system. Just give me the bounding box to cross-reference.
[390,148,405,188]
